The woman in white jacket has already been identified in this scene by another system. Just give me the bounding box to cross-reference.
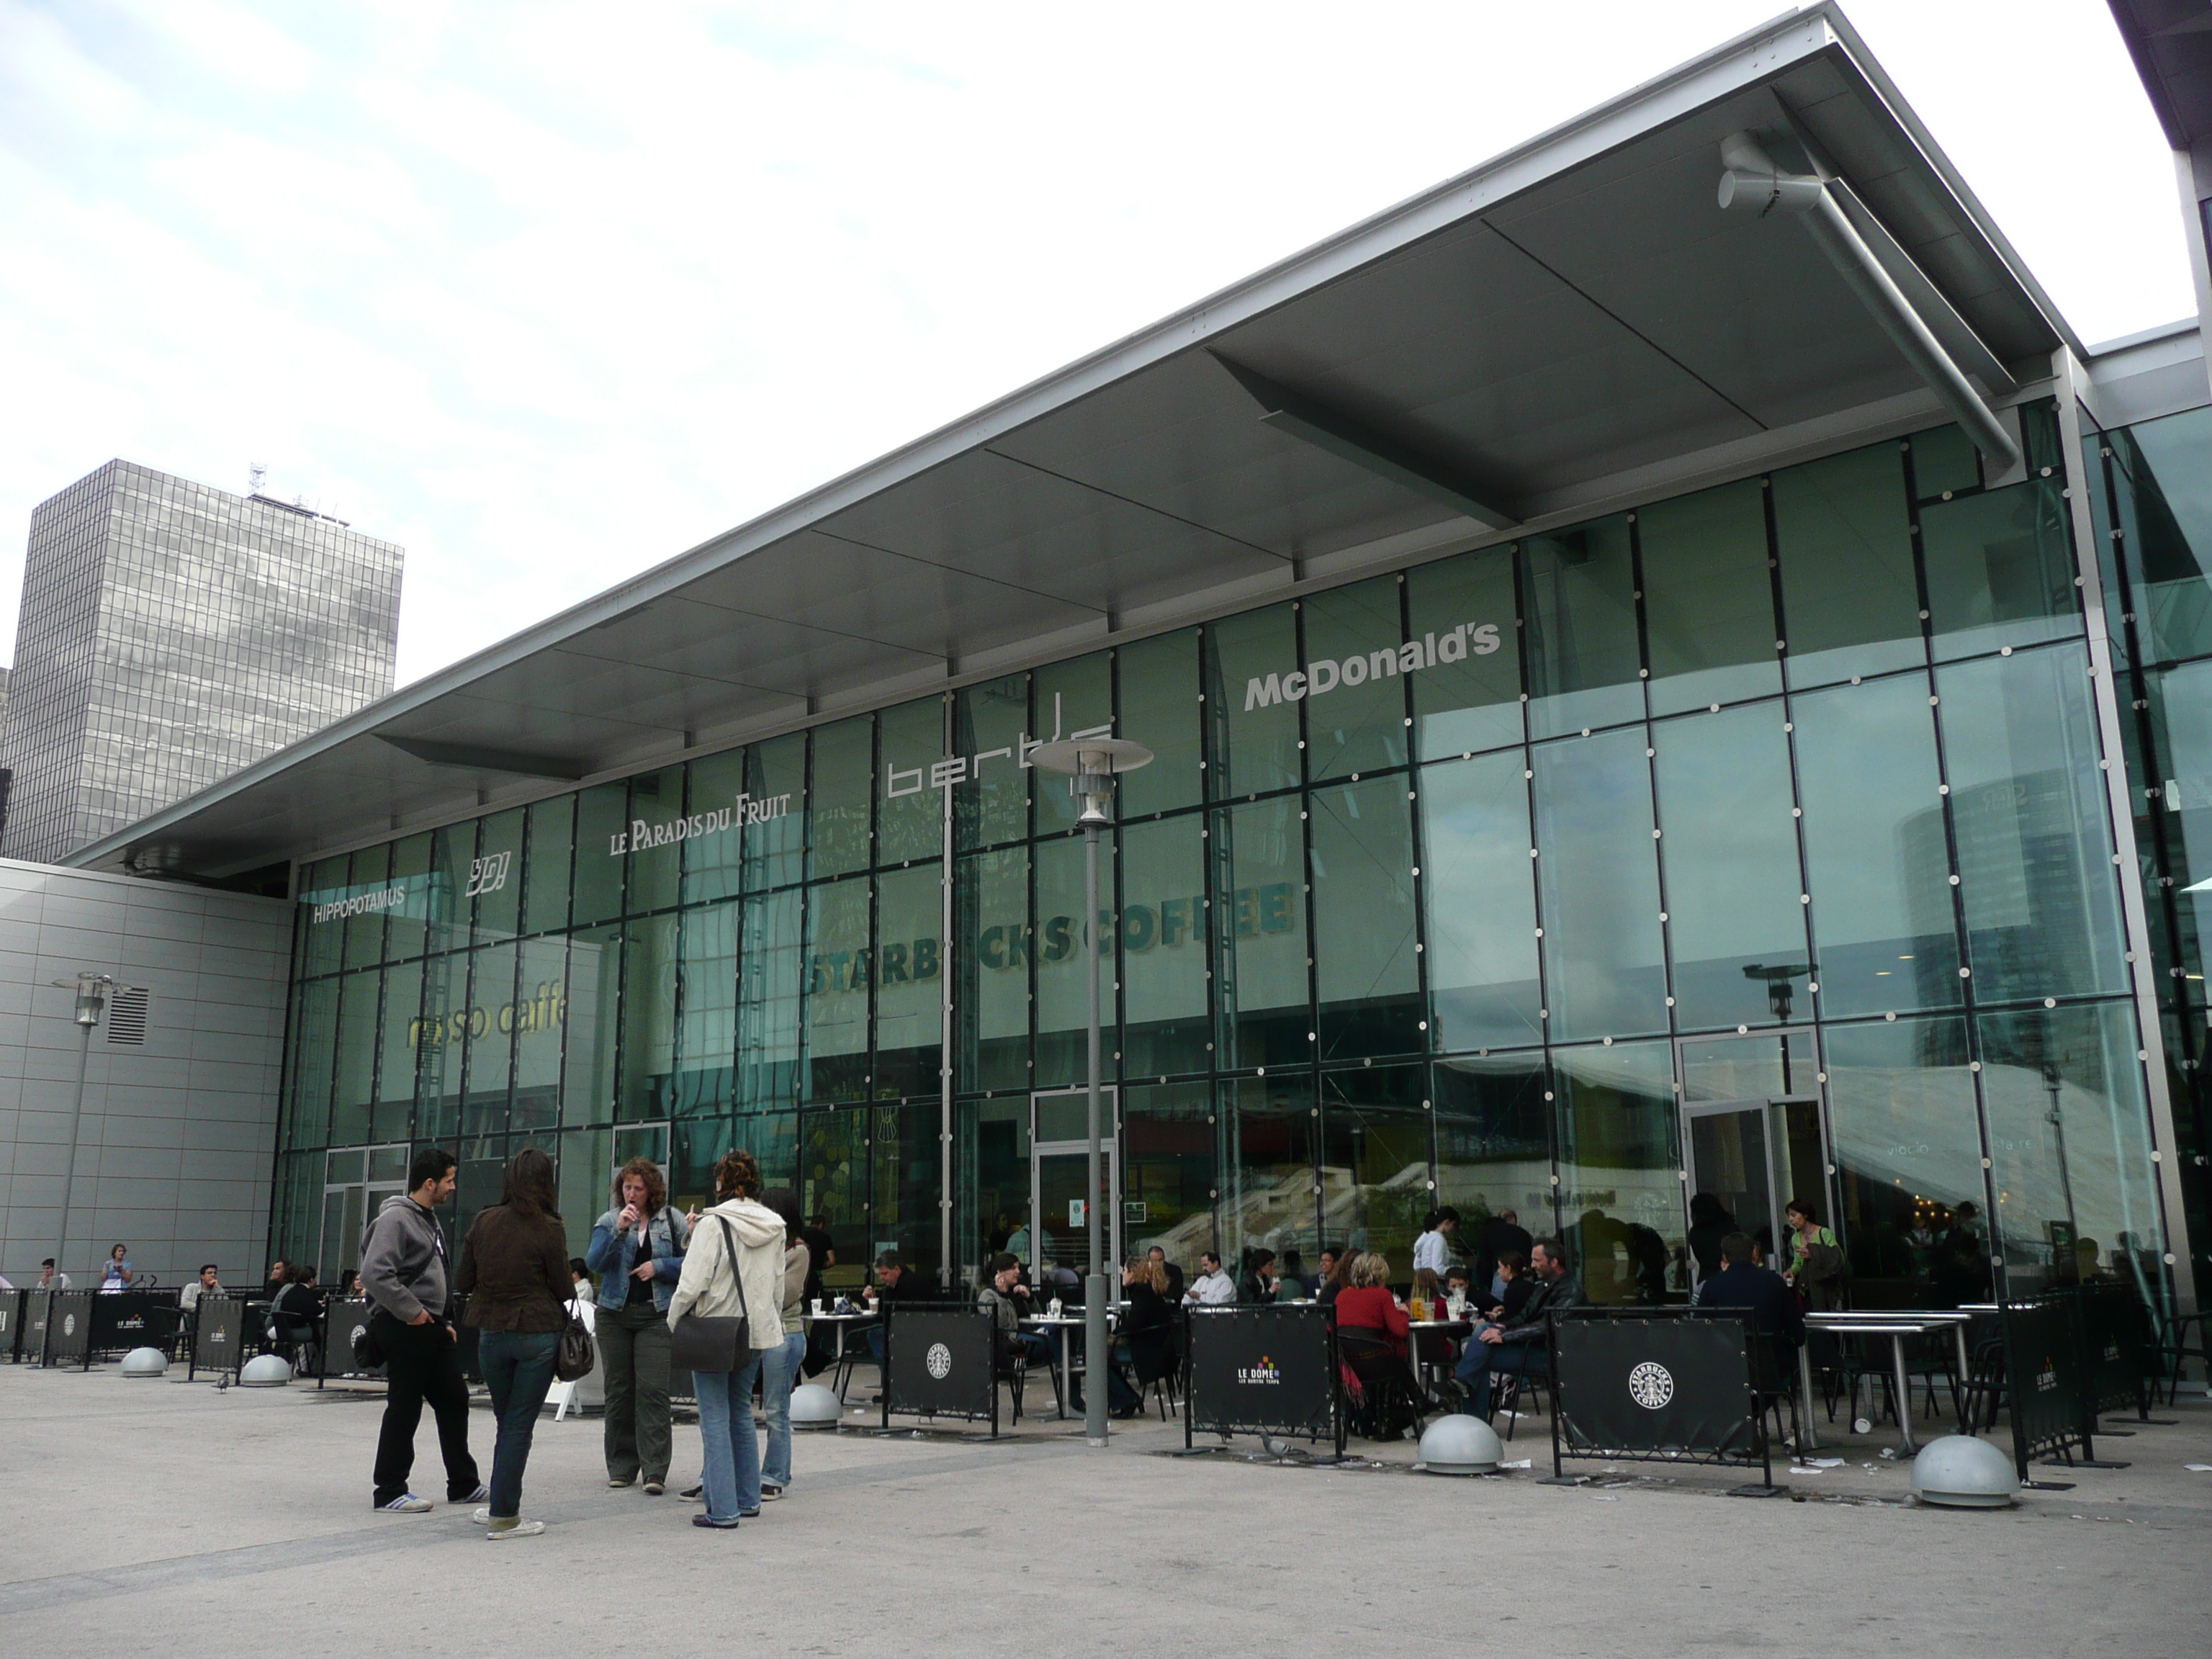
[667,1148,787,1529]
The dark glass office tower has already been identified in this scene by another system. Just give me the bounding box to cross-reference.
[3,461,402,864]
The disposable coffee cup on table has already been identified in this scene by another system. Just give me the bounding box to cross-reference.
[811,1298,824,1315]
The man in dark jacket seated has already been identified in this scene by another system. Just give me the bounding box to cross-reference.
[1452,1238,1581,1419]
[1694,1231,1806,1382]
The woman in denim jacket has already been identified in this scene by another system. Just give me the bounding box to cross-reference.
[585,1157,689,1493]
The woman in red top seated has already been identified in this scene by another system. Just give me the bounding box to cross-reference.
[1331,1253,1411,1359]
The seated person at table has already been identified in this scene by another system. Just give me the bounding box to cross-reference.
[1184,1251,1235,1305]
[1107,1258,1170,1416]
[1235,1248,1279,1305]
[1145,1245,1185,1304]
[1694,1232,1804,1349]
[268,1264,324,1362]
[863,1251,930,1358]
[978,1254,1053,1373]
[179,1263,222,1315]
[1442,1265,1474,1312]
[1318,1248,1357,1308]
[1487,1251,1534,1321]
[1279,1249,1318,1299]
[1452,1239,1581,1420]
[1334,1253,1411,1359]
[1411,1267,1445,1315]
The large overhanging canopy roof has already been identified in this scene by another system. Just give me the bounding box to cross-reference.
[81,3,2074,881]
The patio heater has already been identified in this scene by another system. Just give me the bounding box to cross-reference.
[1028,734,1151,1446]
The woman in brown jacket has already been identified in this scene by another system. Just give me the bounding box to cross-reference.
[454,1146,571,1537]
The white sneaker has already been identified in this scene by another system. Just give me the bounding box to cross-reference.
[472,1506,491,1524]
[487,1519,545,1539]
[377,1494,432,1513]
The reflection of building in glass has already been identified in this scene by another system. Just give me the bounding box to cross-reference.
[4,460,400,865]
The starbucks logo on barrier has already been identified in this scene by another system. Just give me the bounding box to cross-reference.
[926,1342,953,1380]
[63,1314,77,1336]
[1628,1362,1673,1409]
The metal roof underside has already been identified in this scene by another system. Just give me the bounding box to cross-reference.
[78,4,2074,881]
[2110,0,2212,150]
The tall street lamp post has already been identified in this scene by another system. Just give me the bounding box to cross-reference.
[53,971,118,1282]
[1030,735,1151,1447]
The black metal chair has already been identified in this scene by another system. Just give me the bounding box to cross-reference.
[1339,1327,1429,1442]
[2162,1311,2208,1406]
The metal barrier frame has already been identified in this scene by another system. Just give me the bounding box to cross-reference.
[1182,1304,1346,1455]
[1547,1308,1775,1489]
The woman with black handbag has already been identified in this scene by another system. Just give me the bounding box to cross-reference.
[667,1148,787,1530]
[454,1146,572,1538]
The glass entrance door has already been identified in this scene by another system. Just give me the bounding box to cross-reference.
[1029,1088,1119,1288]
[320,1143,410,1280]
[1681,1098,1829,1280]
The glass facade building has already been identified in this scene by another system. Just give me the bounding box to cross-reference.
[273,403,2182,1317]
[4,461,402,865]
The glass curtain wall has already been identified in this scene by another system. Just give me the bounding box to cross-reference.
[274,410,2170,1307]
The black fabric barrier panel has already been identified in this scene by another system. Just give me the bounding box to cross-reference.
[190,1295,246,1380]
[1550,1310,1768,1480]
[0,1288,22,1362]
[2002,1295,2097,1475]
[882,1307,998,1433]
[1184,1305,1343,1451]
[43,1290,94,1367]
[321,1300,375,1380]
[88,1290,177,1360]
[19,1290,53,1365]
[2077,1283,2149,1421]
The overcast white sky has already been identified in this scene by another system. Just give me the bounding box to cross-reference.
[0,1,2191,687]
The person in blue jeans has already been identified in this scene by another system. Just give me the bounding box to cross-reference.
[1453,1238,1581,1420]
[670,1148,788,1529]
[758,1188,814,1498]
[454,1147,574,1537]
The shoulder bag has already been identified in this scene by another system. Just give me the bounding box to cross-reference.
[668,1215,752,1372]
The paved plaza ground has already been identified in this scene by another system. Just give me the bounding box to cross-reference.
[1,1360,2206,1657]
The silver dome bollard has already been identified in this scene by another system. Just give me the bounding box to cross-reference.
[1910,1435,2018,1509]
[238,1354,294,1388]
[790,1382,842,1429]
[1416,1413,1504,1475]
[120,1346,168,1377]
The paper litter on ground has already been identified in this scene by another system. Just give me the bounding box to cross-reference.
[2185,1463,2212,1473]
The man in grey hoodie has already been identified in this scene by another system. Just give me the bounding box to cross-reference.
[361,1148,484,1513]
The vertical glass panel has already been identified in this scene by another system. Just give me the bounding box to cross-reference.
[1979,1003,2164,1299]
[1773,441,1923,687]
[1117,631,1202,817]
[469,809,523,944]
[1120,816,1210,1077]
[426,820,475,956]
[810,716,873,880]
[1640,478,1781,715]
[330,970,378,1146]
[958,847,1030,1094]
[1310,775,1420,1058]
[682,749,748,907]
[669,1118,725,1218]
[619,914,676,1121]
[343,844,391,970]
[560,925,621,1128]
[1123,1081,1215,1272]
[454,1131,506,1252]
[301,856,346,978]
[374,961,421,1146]
[878,698,945,865]
[1220,1073,1316,1273]
[957,1096,1030,1276]
[800,1108,870,1285]
[872,1102,943,1282]
[464,943,518,1136]
[1923,478,2081,661]
[743,734,807,892]
[1319,1063,1429,1273]
[2113,406,2212,663]
[737,889,803,1112]
[1433,1053,1552,1240]
[1938,644,2127,1002]
[624,766,683,914]
[1034,833,1118,1088]
[521,796,573,938]
[675,901,738,1116]
[1409,547,1521,760]
[1523,516,1641,739]
[1791,674,1961,1017]
[512,936,567,1134]
[1824,1016,1989,1304]
[2146,659,2212,992]
[386,834,433,963]
[1654,706,1811,1030]
[1206,603,1301,798]
[955,674,1031,850]
[1035,652,1113,831]
[1532,729,1668,1041]
[415,951,469,1143]
[1301,575,1410,782]
[1421,752,1542,1053]
[572,783,628,927]
[557,1126,613,1261]
[1552,1039,1680,1305]
[873,863,943,1100]
[1212,799,1310,1067]
[804,878,871,1104]
[1911,424,1981,500]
